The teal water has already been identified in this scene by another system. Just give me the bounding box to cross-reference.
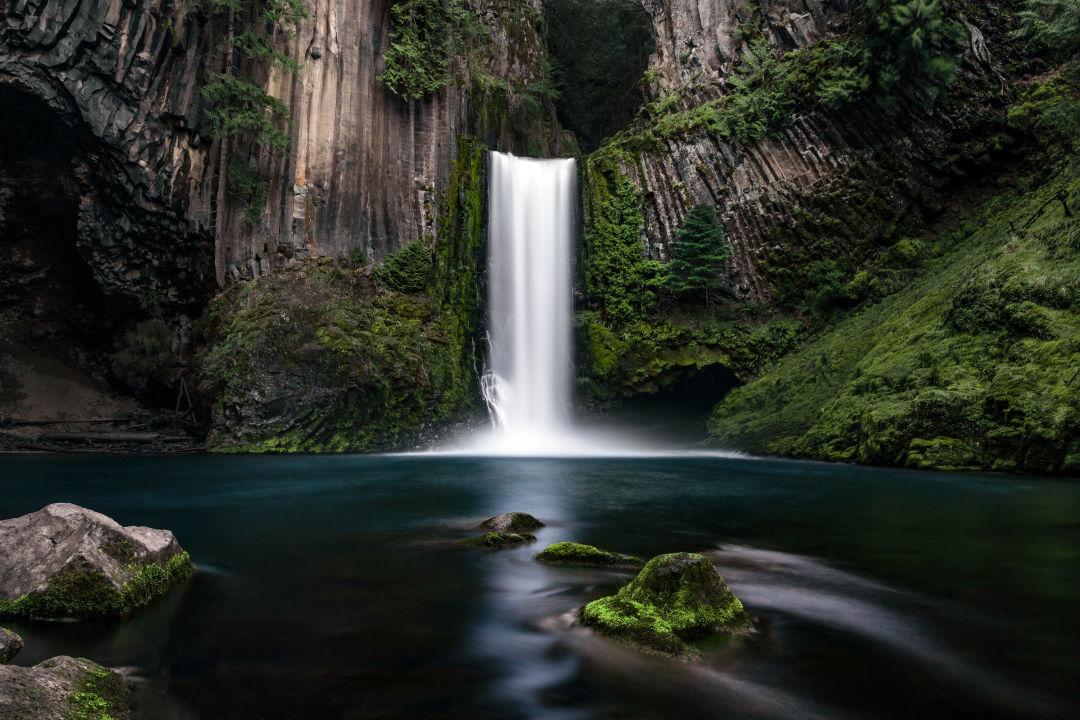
[1,454,1077,719]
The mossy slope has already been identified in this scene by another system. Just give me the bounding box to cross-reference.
[710,161,1080,474]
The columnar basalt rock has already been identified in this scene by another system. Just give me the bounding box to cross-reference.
[0,0,218,306]
[607,0,992,305]
[0,0,563,297]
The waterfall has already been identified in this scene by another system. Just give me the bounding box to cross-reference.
[480,152,576,453]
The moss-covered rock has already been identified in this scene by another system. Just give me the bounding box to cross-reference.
[457,531,537,549]
[0,655,130,719]
[200,138,489,454]
[0,627,21,664]
[581,552,746,655]
[535,542,643,568]
[0,504,194,620]
[478,512,544,533]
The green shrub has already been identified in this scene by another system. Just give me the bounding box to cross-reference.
[379,0,484,99]
[375,239,433,294]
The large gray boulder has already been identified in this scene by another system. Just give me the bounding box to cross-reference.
[0,655,130,719]
[0,503,193,619]
[0,627,21,663]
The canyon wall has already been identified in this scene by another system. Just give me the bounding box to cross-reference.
[614,0,995,304]
[0,0,558,301]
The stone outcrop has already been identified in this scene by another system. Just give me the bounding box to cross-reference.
[0,627,21,664]
[0,503,193,618]
[0,0,564,297]
[0,0,219,307]
[0,655,130,719]
[478,511,545,533]
[607,0,999,304]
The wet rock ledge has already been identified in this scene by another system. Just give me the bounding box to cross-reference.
[0,503,193,619]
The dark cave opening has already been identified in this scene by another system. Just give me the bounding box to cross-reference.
[597,364,742,445]
[0,86,123,411]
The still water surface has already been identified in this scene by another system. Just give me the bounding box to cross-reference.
[1,454,1077,719]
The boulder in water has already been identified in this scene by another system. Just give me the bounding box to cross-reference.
[0,655,130,719]
[0,503,194,619]
[0,627,21,664]
[478,512,545,533]
[458,531,537,549]
[581,552,747,655]
[536,542,643,568]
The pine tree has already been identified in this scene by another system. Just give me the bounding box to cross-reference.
[662,203,731,306]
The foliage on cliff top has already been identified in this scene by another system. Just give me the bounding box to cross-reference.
[709,78,1080,474]
[380,0,485,100]
[542,0,654,151]
[602,0,965,150]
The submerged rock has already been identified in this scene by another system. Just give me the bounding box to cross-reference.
[581,552,747,655]
[457,532,537,549]
[478,512,545,534]
[0,503,194,619]
[536,542,643,568]
[0,655,130,719]
[0,627,21,663]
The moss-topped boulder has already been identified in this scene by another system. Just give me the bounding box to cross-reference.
[0,503,194,620]
[536,542,643,568]
[478,512,544,534]
[457,531,537,549]
[0,627,21,664]
[581,552,747,655]
[0,655,130,719]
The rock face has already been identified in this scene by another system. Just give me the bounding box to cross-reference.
[0,0,219,307]
[602,0,996,304]
[0,503,193,619]
[478,512,545,534]
[581,552,746,654]
[0,655,130,720]
[0,0,563,291]
[0,627,21,664]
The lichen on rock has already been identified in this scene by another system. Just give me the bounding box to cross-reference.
[0,627,21,664]
[581,552,747,655]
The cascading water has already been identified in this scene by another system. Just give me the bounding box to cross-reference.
[448,151,730,457]
[479,152,577,454]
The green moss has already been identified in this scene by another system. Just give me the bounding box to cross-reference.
[201,139,488,455]
[66,659,127,720]
[457,532,537,549]
[581,552,745,655]
[710,150,1080,473]
[535,541,643,567]
[0,552,194,620]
